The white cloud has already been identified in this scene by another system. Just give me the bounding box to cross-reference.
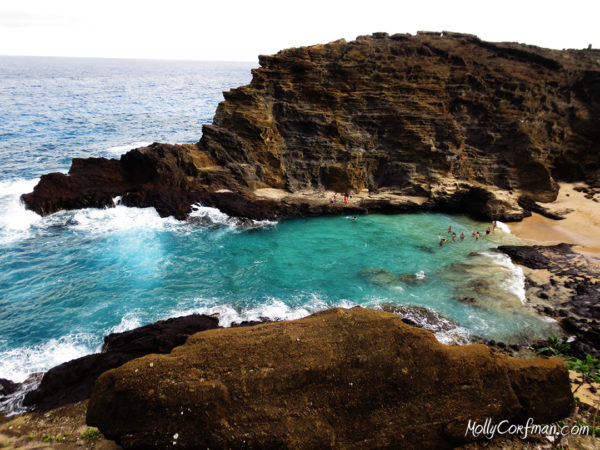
[0,0,598,61]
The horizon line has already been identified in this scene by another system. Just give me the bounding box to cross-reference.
[0,54,258,64]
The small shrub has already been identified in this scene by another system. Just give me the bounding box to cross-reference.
[567,354,600,393]
[42,434,53,442]
[537,336,571,356]
[80,428,101,439]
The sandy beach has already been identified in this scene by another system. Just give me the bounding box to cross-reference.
[508,183,600,257]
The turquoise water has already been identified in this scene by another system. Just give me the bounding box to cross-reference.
[0,202,559,382]
[0,56,559,391]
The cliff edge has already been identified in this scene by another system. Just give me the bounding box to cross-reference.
[23,32,600,220]
[86,307,573,449]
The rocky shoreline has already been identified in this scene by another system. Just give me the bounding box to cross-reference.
[4,32,600,447]
[498,244,600,358]
[21,32,599,225]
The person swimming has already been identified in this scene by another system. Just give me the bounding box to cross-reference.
[486,227,491,236]
[452,232,457,242]
[460,232,465,240]
[475,232,480,240]
[448,225,452,233]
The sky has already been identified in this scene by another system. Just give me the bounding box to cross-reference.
[0,0,598,62]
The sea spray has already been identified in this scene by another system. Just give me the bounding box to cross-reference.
[0,178,41,245]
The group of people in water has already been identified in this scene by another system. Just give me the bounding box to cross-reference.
[439,221,498,246]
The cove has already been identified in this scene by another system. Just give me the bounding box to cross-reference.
[0,203,559,382]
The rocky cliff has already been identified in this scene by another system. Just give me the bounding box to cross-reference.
[23,32,600,220]
[87,307,573,449]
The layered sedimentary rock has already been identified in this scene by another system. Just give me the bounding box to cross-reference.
[23,32,600,221]
[87,307,572,449]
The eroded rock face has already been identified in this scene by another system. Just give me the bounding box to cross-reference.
[87,307,572,449]
[22,33,600,221]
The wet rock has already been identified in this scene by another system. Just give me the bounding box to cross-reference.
[0,379,18,396]
[359,267,399,286]
[23,314,219,412]
[87,308,573,449]
[499,243,600,355]
[359,268,428,288]
[398,272,427,284]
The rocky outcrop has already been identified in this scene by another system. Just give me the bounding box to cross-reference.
[0,379,18,397]
[499,244,600,357]
[87,307,573,449]
[22,314,219,412]
[22,32,600,222]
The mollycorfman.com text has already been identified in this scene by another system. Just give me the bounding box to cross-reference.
[465,418,590,440]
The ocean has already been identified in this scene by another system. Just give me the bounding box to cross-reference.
[0,56,559,409]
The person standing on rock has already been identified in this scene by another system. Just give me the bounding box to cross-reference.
[344,193,349,205]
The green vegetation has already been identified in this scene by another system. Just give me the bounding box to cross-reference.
[80,428,101,439]
[567,354,600,393]
[536,335,571,356]
[42,434,53,442]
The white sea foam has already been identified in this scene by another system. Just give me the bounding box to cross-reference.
[105,142,153,155]
[480,251,527,304]
[495,221,511,234]
[69,204,181,234]
[189,204,237,227]
[0,184,275,247]
[0,178,42,245]
[189,204,277,229]
[0,333,100,383]
[168,296,356,327]
[107,312,144,335]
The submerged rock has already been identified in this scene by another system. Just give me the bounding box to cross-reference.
[87,307,573,449]
[22,314,219,412]
[359,268,427,287]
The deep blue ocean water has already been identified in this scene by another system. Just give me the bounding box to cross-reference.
[0,57,559,404]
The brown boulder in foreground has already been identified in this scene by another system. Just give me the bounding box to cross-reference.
[87,307,572,449]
